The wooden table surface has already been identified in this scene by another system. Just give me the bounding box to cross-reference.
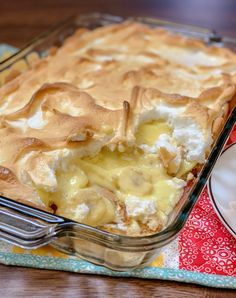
[0,0,235,297]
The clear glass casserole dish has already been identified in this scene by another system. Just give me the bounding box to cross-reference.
[0,13,235,271]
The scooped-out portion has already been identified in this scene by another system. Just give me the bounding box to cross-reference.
[36,120,195,235]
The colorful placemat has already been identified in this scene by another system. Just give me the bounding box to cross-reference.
[0,44,17,61]
[0,45,235,289]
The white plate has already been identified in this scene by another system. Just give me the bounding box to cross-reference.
[208,142,236,238]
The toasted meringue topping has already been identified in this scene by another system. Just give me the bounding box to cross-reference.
[0,22,236,235]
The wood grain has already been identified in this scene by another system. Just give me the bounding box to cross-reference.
[0,265,235,298]
[1,0,236,47]
[0,0,235,297]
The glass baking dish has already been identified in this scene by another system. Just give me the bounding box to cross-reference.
[0,13,236,271]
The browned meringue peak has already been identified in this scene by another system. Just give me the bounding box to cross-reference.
[3,83,122,141]
[0,166,45,209]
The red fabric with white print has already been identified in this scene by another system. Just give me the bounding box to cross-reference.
[179,125,236,276]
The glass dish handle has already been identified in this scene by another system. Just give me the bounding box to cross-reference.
[0,196,69,249]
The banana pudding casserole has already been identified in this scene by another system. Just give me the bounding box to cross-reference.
[0,22,236,236]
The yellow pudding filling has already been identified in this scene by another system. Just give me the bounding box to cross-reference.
[136,120,172,146]
[37,120,196,234]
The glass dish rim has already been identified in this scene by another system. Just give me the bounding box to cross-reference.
[0,12,235,248]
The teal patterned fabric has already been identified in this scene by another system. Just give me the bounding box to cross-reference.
[0,251,235,288]
[0,44,17,57]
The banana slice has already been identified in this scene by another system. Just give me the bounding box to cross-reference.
[57,185,118,227]
[117,167,152,196]
[56,167,89,201]
[69,168,88,189]
[77,159,115,191]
